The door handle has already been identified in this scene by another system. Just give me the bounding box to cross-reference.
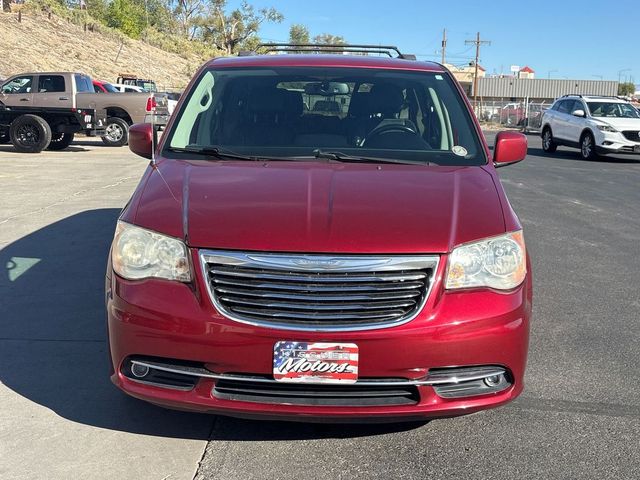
[19,98,30,102]
[59,96,69,100]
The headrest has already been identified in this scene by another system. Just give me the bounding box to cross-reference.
[368,83,404,115]
[281,89,303,115]
[248,87,287,113]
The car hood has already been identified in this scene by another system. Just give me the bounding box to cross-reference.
[131,160,506,254]
[594,117,640,131]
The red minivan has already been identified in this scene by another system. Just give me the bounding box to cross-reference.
[106,48,531,422]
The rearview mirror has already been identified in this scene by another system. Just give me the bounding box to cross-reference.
[572,109,586,118]
[128,123,153,159]
[304,82,350,96]
[493,131,527,167]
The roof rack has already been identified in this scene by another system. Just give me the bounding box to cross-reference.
[254,43,416,60]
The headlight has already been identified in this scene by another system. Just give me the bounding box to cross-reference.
[445,230,526,290]
[596,124,618,132]
[112,221,191,282]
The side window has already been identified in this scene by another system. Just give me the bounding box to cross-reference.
[557,100,571,114]
[74,74,93,93]
[38,75,66,93]
[94,84,102,93]
[2,76,33,94]
[571,100,585,114]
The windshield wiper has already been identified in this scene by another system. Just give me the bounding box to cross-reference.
[312,149,430,165]
[167,145,286,162]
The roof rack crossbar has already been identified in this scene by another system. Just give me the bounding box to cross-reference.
[256,43,414,59]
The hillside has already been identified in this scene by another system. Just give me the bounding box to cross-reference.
[0,11,213,90]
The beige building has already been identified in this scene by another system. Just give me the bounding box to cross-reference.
[444,63,486,84]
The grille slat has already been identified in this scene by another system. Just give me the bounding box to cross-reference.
[202,251,438,330]
[231,306,406,321]
[212,277,426,292]
[210,267,427,283]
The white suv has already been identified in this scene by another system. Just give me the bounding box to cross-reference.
[540,95,640,159]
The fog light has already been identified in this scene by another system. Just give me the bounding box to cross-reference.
[131,363,150,378]
[484,374,502,387]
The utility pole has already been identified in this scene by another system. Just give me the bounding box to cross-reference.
[465,32,491,106]
[441,29,447,65]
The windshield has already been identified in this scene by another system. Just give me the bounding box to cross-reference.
[587,102,640,119]
[103,82,119,93]
[164,66,485,165]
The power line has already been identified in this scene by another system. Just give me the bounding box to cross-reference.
[465,32,491,105]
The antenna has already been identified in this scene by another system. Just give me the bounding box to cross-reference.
[151,92,156,166]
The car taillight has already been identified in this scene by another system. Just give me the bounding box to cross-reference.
[146,97,157,112]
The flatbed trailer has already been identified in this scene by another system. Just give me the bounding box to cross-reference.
[0,104,106,153]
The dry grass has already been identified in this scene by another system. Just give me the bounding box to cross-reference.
[0,11,216,90]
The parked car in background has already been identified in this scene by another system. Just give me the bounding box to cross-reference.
[1,73,104,152]
[113,84,145,93]
[107,48,531,422]
[541,95,640,159]
[93,80,120,93]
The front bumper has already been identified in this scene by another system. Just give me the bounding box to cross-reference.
[596,130,640,154]
[106,253,532,422]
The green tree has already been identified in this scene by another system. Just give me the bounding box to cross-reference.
[289,24,309,44]
[173,0,207,39]
[200,0,283,55]
[618,82,636,96]
[313,33,346,45]
[106,0,146,38]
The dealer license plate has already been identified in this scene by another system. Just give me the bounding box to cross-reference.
[273,341,358,384]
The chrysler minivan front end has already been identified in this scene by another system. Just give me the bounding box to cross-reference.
[106,53,531,422]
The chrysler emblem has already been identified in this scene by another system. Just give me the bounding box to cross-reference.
[292,258,345,269]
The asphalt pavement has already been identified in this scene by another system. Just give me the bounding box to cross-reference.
[0,134,638,479]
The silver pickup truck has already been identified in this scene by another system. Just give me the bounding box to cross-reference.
[0,72,168,152]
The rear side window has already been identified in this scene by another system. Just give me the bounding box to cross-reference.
[38,75,66,93]
[2,76,33,94]
[557,100,571,114]
[75,74,93,93]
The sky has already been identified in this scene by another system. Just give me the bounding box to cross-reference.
[232,0,639,84]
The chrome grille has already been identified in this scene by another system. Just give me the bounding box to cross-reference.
[200,251,439,331]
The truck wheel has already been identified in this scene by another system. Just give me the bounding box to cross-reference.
[101,117,129,146]
[0,130,10,144]
[47,133,75,151]
[9,114,52,153]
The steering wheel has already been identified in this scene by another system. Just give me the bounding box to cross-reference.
[361,124,420,147]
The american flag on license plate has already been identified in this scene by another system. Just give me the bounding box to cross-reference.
[273,341,359,384]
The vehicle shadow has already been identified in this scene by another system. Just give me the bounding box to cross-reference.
[527,147,640,164]
[0,209,422,440]
[0,145,89,153]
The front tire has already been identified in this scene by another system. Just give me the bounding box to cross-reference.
[580,132,598,160]
[47,132,75,151]
[541,127,557,153]
[101,117,129,147]
[9,114,52,153]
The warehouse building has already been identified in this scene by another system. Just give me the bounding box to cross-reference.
[474,77,619,102]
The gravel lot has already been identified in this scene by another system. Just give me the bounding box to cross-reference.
[0,135,638,479]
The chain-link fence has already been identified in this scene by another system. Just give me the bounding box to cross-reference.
[470,99,551,132]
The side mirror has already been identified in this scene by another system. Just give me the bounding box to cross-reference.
[128,123,153,159]
[572,109,586,118]
[493,131,527,167]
